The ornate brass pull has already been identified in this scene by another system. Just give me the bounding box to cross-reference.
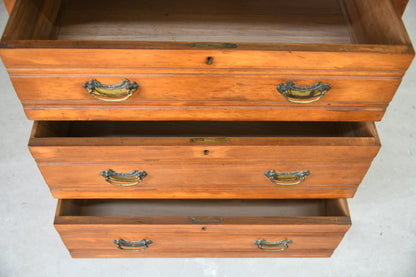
[254,239,292,251]
[277,81,330,104]
[101,169,147,186]
[113,239,152,251]
[264,170,310,186]
[83,79,138,102]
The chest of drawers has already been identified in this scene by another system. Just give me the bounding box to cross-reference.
[0,0,413,257]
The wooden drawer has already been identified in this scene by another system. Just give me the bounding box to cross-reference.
[0,0,413,121]
[54,199,351,258]
[30,121,380,199]
[12,75,400,121]
[0,0,413,71]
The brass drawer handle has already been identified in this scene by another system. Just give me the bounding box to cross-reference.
[101,169,147,186]
[277,81,330,104]
[254,239,292,252]
[264,170,310,186]
[83,79,138,102]
[113,239,152,251]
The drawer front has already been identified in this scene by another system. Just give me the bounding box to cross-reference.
[58,233,345,258]
[54,199,351,258]
[12,76,400,103]
[2,0,413,121]
[40,162,368,199]
[12,75,399,121]
[1,47,413,72]
[30,121,380,198]
[29,121,381,162]
[1,0,412,73]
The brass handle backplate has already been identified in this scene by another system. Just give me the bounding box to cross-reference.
[190,137,230,144]
[83,79,138,102]
[190,216,224,223]
[254,239,292,252]
[113,239,152,251]
[277,81,330,104]
[101,169,147,186]
[191,42,237,49]
[264,170,310,186]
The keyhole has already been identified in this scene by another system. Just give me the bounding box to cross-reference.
[206,57,214,65]
[204,150,210,155]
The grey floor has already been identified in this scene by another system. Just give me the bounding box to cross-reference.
[0,2,415,277]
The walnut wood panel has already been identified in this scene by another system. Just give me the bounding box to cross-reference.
[54,199,350,258]
[29,121,381,163]
[38,162,368,199]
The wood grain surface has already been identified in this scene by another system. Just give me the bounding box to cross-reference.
[29,121,381,162]
[56,0,351,44]
[10,73,401,121]
[40,162,367,199]
[1,0,413,75]
[54,199,351,258]
[2,0,410,19]
[29,121,380,199]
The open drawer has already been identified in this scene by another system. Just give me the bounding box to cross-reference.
[30,121,380,199]
[55,199,351,258]
[0,0,414,121]
[0,0,413,70]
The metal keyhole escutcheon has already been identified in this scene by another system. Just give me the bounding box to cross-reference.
[206,57,214,65]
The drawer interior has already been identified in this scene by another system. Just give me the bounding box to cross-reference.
[33,121,376,138]
[55,0,351,44]
[58,199,349,217]
[3,0,410,46]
